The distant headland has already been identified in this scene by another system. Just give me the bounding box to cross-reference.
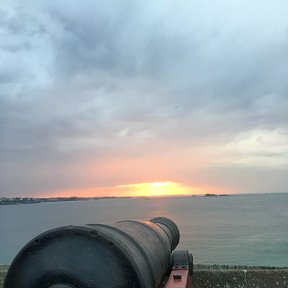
[0,196,130,206]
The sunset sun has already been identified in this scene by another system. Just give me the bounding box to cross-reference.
[116,182,203,197]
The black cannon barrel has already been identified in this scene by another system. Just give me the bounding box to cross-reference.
[4,217,180,288]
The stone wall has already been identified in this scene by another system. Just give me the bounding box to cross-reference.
[0,266,7,288]
[192,265,288,288]
[1,265,288,288]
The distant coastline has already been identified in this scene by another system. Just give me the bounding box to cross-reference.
[1,193,287,206]
[0,196,130,206]
[0,194,228,205]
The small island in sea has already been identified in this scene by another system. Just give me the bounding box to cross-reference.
[204,193,229,197]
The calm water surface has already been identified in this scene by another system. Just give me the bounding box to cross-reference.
[0,193,288,266]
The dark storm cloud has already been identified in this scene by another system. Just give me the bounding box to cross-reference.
[41,0,288,130]
[1,0,288,196]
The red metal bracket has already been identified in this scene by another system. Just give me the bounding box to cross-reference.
[164,269,192,288]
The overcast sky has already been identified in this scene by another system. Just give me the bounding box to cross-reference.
[1,0,288,197]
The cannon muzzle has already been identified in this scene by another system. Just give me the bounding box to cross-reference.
[4,217,181,288]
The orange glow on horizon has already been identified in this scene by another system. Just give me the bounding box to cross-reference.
[38,181,229,198]
[115,182,204,197]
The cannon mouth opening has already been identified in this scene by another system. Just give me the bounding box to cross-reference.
[150,217,180,251]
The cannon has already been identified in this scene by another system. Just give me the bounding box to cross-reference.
[4,217,193,288]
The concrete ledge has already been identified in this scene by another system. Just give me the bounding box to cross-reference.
[193,265,288,288]
[1,264,288,288]
[0,265,8,288]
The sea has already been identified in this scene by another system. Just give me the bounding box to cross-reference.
[0,193,288,266]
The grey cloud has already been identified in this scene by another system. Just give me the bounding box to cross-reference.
[1,0,288,196]
[178,166,288,194]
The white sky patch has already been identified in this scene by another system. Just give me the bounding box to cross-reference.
[224,129,288,167]
[56,128,155,153]
[55,134,124,152]
[115,128,154,140]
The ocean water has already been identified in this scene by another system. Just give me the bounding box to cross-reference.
[0,193,287,266]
